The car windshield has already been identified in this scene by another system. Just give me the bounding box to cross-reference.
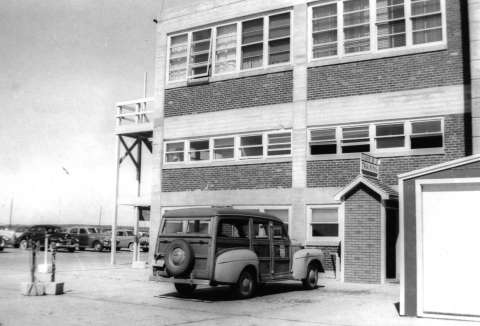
[162,218,211,235]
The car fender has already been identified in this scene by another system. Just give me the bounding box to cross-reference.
[291,248,325,280]
[214,249,259,284]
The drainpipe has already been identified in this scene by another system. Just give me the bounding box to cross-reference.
[469,0,480,154]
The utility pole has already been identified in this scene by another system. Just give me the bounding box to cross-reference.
[9,197,14,226]
[98,206,103,226]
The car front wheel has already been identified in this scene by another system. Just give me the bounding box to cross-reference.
[174,283,196,296]
[93,242,104,252]
[302,263,319,290]
[19,240,28,250]
[234,269,256,299]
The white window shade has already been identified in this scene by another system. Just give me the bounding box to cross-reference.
[312,3,338,58]
[267,132,291,156]
[215,24,237,74]
[169,34,188,81]
[343,0,371,54]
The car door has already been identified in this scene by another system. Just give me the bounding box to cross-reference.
[252,218,272,280]
[78,228,89,247]
[272,221,290,278]
[116,231,126,248]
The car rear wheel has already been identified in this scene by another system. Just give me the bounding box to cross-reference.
[302,263,319,290]
[93,242,103,252]
[19,240,28,250]
[234,269,256,299]
[128,243,134,251]
[174,283,196,296]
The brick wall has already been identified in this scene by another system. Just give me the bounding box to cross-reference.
[162,162,292,192]
[306,245,340,273]
[344,185,382,284]
[164,71,293,117]
[307,1,465,100]
[307,114,467,187]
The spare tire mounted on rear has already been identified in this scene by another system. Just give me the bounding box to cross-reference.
[165,239,194,276]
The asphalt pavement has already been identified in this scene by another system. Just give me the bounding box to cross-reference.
[0,248,477,326]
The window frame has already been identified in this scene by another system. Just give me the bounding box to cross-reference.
[409,117,444,150]
[307,0,447,62]
[266,131,292,157]
[212,136,236,161]
[167,10,292,83]
[187,138,210,162]
[374,121,407,152]
[164,140,186,163]
[307,204,342,243]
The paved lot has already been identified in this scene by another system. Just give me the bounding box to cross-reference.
[0,248,477,326]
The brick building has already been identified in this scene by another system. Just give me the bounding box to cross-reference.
[115,0,480,284]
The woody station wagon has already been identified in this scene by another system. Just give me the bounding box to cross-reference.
[151,207,325,298]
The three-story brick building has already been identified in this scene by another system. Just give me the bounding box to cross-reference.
[143,0,479,284]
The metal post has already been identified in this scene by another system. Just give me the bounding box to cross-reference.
[51,244,56,282]
[30,240,36,283]
[111,136,121,265]
[133,136,142,264]
[8,197,14,227]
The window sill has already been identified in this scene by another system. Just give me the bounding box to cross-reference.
[307,148,445,161]
[305,240,340,247]
[163,156,292,169]
[165,64,293,90]
[307,43,447,69]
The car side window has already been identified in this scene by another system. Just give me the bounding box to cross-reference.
[273,222,287,240]
[79,228,87,234]
[70,228,78,234]
[217,218,249,239]
[126,231,134,236]
[253,220,269,238]
[117,231,124,236]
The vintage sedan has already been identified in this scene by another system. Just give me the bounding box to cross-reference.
[151,208,325,298]
[16,225,78,252]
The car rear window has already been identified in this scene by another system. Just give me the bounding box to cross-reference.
[87,228,97,233]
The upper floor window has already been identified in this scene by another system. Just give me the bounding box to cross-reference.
[309,117,443,156]
[310,0,445,60]
[168,11,291,82]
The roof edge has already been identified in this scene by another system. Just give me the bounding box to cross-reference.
[334,176,396,201]
[398,154,480,180]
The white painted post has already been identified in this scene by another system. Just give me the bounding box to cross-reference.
[111,137,121,265]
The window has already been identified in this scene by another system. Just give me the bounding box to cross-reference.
[375,123,405,149]
[267,132,291,156]
[87,228,97,234]
[189,139,209,161]
[242,18,264,69]
[70,228,78,235]
[376,0,406,49]
[79,228,87,234]
[310,128,337,154]
[310,0,445,60]
[343,0,371,54]
[253,220,269,238]
[213,137,235,160]
[162,221,183,234]
[240,134,263,158]
[218,219,249,238]
[168,11,291,82]
[341,125,370,153]
[165,142,185,163]
[273,222,288,239]
[411,0,442,44]
[186,220,210,234]
[310,207,339,240]
[268,12,291,65]
[410,119,443,149]
[264,209,290,234]
[312,2,338,58]
[189,29,212,78]
[215,24,237,74]
[168,34,188,81]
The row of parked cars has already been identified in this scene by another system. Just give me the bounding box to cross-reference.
[0,224,149,253]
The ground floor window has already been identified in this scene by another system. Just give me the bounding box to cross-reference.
[307,205,340,243]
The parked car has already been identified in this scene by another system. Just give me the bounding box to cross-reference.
[103,229,135,251]
[139,232,149,252]
[16,225,79,252]
[0,225,29,247]
[0,236,5,251]
[64,226,116,252]
[151,208,325,298]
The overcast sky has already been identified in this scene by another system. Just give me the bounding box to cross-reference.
[0,0,162,226]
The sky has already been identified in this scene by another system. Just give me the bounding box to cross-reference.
[0,0,163,226]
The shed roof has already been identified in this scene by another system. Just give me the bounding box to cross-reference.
[398,154,480,180]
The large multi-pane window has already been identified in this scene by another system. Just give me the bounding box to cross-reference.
[168,11,291,82]
[310,0,445,59]
[165,131,291,164]
[309,118,443,155]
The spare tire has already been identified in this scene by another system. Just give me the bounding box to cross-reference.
[164,239,194,276]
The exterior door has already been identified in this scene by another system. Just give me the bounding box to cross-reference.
[419,182,480,318]
[252,219,272,280]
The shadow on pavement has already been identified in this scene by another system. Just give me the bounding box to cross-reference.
[157,282,325,302]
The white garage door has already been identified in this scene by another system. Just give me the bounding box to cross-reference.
[420,183,480,318]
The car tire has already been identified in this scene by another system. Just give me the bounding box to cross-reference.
[302,263,319,290]
[68,247,75,253]
[164,239,194,277]
[128,243,134,251]
[93,242,104,252]
[19,240,29,250]
[79,247,85,251]
[174,283,197,296]
[234,268,257,299]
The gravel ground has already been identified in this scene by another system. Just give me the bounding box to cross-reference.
[0,248,477,326]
